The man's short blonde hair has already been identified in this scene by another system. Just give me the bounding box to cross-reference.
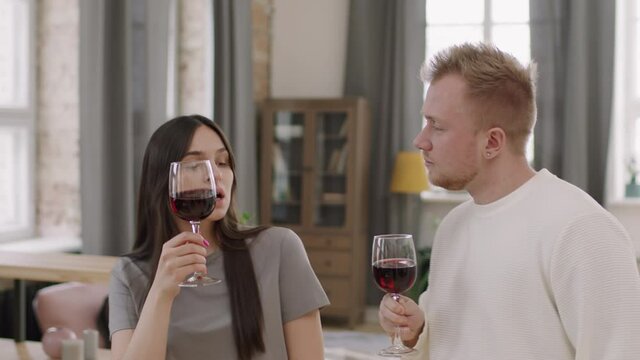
[421,42,537,155]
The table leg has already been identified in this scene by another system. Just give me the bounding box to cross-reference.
[13,279,25,342]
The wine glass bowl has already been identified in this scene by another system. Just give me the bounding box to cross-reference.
[169,188,216,222]
[372,258,417,297]
[169,159,221,287]
[372,234,418,357]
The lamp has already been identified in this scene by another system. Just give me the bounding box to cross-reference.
[390,151,429,239]
[390,151,429,194]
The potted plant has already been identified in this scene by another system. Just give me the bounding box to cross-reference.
[626,157,640,198]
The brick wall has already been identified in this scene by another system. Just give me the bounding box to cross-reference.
[36,0,80,237]
[178,0,209,115]
[252,0,273,102]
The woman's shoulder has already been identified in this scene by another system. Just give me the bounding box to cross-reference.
[249,226,304,255]
[254,226,298,241]
[111,256,151,284]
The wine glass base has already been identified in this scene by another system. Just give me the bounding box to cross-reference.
[377,345,416,357]
[178,273,222,287]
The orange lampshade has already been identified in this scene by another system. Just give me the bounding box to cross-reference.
[390,151,429,194]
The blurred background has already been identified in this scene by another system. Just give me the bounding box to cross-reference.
[0,0,639,327]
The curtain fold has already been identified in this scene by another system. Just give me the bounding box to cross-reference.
[345,0,425,304]
[212,0,257,221]
[79,0,171,255]
[531,0,615,204]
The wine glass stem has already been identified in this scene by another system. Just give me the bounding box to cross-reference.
[391,293,402,347]
[190,221,200,234]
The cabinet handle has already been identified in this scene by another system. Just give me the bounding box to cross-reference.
[324,260,332,268]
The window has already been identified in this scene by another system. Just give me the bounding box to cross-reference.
[0,0,35,240]
[610,0,640,201]
[423,0,533,174]
[426,0,530,65]
[628,0,640,177]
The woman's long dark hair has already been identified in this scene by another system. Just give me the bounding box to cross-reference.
[128,115,268,360]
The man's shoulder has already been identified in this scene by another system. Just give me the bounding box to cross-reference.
[533,170,604,214]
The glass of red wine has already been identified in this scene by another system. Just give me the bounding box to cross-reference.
[372,234,418,357]
[169,159,221,287]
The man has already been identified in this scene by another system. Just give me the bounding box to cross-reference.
[379,43,640,359]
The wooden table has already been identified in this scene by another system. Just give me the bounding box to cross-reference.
[0,338,111,360]
[0,251,117,341]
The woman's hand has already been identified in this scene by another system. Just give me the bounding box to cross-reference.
[378,294,425,346]
[148,232,209,301]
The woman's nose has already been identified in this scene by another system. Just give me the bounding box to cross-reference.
[210,163,223,180]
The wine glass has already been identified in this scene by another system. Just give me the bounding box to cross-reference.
[169,159,221,287]
[372,234,418,357]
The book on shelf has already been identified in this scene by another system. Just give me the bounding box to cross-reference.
[326,144,349,174]
[337,121,348,137]
[272,144,292,201]
[335,144,349,174]
[327,148,339,173]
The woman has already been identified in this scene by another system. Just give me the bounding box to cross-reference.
[109,115,329,360]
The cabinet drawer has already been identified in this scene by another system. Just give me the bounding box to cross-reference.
[319,277,350,311]
[308,251,350,276]
[303,235,351,250]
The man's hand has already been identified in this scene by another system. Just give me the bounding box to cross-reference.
[378,294,425,347]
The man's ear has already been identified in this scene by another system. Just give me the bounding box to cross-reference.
[484,127,505,159]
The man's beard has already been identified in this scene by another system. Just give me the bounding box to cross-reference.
[429,168,477,191]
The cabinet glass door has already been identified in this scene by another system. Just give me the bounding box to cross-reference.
[270,112,304,225]
[314,112,348,227]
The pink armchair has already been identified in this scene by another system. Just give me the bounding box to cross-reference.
[32,282,109,347]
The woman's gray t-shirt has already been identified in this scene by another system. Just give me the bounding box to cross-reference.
[108,227,330,359]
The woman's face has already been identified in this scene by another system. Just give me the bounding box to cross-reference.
[179,125,234,223]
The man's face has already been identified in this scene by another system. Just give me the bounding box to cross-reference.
[413,74,483,191]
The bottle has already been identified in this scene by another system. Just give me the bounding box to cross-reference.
[83,329,99,359]
[61,338,84,360]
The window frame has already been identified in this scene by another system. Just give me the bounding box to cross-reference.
[0,0,36,241]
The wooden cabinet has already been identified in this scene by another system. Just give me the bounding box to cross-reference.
[259,98,370,326]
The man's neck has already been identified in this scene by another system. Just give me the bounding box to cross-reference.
[467,156,536,205]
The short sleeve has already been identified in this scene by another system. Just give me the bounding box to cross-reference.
[108,257,141,337]
[277,229,330,323]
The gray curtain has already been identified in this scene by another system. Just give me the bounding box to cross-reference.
[531,0,615,204]
[344,0,425,305]
[79,0,171,255]
[212,0,257,222]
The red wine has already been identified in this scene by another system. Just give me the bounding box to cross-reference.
[372,258,417,294]
[170,189,216,221]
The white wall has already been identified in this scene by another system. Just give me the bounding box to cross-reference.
[270,0,349,97]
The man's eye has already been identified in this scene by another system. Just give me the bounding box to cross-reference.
[428,122,442,131]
